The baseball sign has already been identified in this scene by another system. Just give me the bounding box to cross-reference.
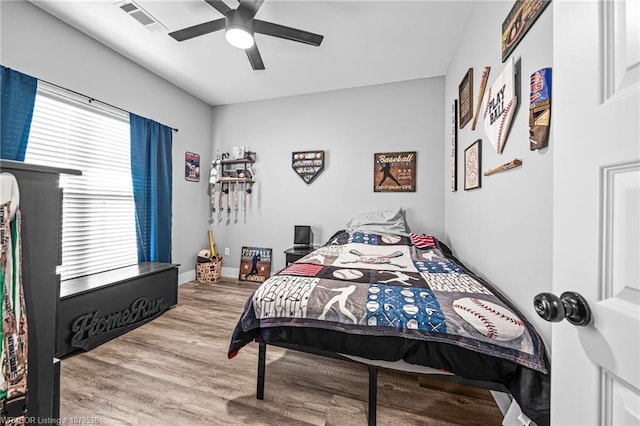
[483,57,518,154]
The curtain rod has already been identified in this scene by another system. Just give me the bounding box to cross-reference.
[39,78,179,133]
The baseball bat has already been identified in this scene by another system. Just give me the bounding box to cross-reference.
[471,66,491,130]
[484,159,522,176]
[208,229,216,256]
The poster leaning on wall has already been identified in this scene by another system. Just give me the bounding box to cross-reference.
[239,247,272,283]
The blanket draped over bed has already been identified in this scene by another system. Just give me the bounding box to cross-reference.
[229,231,550,425]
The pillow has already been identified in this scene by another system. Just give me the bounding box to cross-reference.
[346,207,408,236]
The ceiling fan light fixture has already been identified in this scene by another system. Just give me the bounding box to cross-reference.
[225,10,255,49]
[225,27,254,49]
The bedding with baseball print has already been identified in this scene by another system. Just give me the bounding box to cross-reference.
[228,231,550,425]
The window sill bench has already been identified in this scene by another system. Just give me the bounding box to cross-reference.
[56,262,179,358]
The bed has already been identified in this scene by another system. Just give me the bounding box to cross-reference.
[228,209,550,426]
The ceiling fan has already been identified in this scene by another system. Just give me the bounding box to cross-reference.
[168,0,324,70]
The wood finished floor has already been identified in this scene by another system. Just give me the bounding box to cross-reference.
[60,278,503,425]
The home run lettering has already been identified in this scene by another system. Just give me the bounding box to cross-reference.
[70,297,170,349]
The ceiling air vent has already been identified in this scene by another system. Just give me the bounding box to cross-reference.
[116,1,167,33]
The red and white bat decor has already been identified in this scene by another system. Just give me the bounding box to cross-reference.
[483,57,518,154]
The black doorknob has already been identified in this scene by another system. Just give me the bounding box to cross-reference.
[533,291,592,326]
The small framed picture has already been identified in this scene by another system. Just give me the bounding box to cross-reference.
[458,68,474,129]
[232,146,246,160]
[374,151,416,193]
[464,139,482,190]
[185,151,200,182]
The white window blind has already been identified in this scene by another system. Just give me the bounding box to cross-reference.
[25,84,138,280]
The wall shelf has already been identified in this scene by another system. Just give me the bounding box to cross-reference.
[213,158,254,166]
[219,177,255,183]
[210,153,256,213]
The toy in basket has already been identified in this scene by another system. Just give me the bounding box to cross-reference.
[196,230,223,283]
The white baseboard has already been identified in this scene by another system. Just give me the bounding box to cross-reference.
[491,391,512,416]
[221,266,239,279]
[178,268,195,285]
[492,391,533,426]
[181,266,237,284]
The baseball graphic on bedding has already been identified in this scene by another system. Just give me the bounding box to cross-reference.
[452,297,525,341]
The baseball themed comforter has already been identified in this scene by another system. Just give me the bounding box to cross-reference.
[228,231,550,425]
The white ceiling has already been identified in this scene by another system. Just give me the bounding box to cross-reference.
[31,0,474,106]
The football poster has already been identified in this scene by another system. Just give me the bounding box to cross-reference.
[239,247,272,283]
[374,151,416,192]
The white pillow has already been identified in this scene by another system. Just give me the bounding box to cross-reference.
[346,207,408,235]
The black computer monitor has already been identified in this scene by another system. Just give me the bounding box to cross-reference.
[294,225,313,248]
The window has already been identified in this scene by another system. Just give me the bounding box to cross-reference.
[25,83,138,280]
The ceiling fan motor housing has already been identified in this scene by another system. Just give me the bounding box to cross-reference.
[226,9,254,36]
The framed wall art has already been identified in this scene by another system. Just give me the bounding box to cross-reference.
[464,140,482,190]
[483,58,517,154]
[458,68,473,129]
[502,0,551,62]
[185,151,200,182]
[232,146,246,160]
[374,151,416,192]
[292,150,325,184]
[450,100,458,192]
[239,246,272,283]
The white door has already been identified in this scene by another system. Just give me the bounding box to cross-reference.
[552,0,640,425]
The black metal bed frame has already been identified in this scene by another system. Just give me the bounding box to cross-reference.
[255,341,508,426]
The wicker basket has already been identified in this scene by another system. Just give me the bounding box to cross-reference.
[196,257,223,283]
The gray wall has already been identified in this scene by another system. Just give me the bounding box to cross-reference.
[1,0,553,347]
[444,2,553,343]
[0,0,213,283]
[211,77,445,275]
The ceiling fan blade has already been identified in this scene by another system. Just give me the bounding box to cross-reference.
[169,18,226,41]
[205,0,232,16]
[254,20,323,46]
[245,44,265,70]
[237,0,264,19]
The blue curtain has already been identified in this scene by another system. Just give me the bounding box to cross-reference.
[130,113,173,263]
[0,66,37,161]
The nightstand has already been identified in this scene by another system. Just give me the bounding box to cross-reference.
[284,246,317,265]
